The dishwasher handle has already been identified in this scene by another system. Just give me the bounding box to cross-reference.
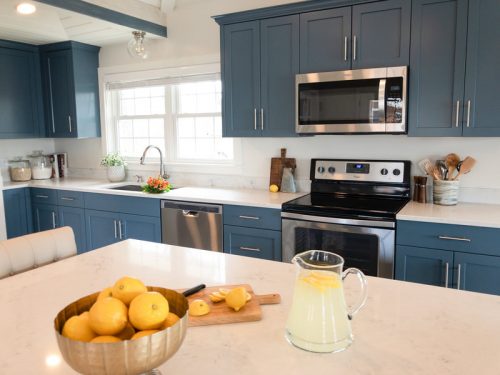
[161,200,222,214]
[182,210,200,217]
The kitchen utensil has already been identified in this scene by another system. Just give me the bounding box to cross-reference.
[418,158,434,176]
[181,284,280,327]
[413,176,428,203]
[436,160,448,181]
[280,167,297,193]
[445,153,461,180]
[182,283,206,297]
[433,180,460,205]
[54,286,188,375]
[270,148,296,190]
[286,250,367,353]
[431,165,442,181]
[454,156,476,180]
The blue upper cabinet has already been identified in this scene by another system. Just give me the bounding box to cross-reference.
[409,0,468,137]
[0,40,44,138]
[299,8,351,73]
[351,0,411,69]
[40,41,101,138]
[463,0,500,137]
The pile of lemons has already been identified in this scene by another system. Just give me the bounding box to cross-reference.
[62,277,180,343]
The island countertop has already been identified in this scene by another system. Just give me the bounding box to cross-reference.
[1,240,500,374]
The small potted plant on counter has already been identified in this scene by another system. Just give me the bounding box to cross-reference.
[101,153,127,182]
[142,176,172,194]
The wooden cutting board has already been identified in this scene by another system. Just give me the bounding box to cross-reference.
[269,148,296,190]
[182,284,281,327]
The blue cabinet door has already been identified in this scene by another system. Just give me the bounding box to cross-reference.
[58,206,87,254]
[351,0,411,69]
[260,15,299,137]
[224,225,281,261]
[299,7,352,73]
[3,188,33,238]
[0,42,44,138]
[32,203,57,232]
[463,0,500,136]
[408,0,468,137]
[395,245,454,287]
[454,252,500,295]
[222,21,261,137]
[85,210,120,250]
[121,213,161,243]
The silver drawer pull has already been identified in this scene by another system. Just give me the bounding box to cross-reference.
[239,246,261,252]
[239,215,260,220]
[36,195,49,199]
[60,197,75,201]
[438,236,471,242]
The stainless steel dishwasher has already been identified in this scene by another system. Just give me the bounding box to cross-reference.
[161,200,223,251]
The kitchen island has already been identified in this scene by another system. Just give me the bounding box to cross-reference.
[1,240,500,374]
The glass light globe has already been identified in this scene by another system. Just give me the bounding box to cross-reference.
[127,31,150,60]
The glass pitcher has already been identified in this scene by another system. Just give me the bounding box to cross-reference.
[285,250,368,353]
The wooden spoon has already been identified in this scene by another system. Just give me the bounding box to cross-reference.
[454,156,476,180]
[445,153,461,180]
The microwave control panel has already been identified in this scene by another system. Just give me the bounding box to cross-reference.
[385,77,404,124]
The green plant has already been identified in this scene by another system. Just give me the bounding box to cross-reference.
[101,153,127,167]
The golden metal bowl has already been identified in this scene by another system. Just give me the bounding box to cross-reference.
[54,287,188,375]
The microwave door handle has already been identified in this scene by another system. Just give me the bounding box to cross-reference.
[378,78,387,124]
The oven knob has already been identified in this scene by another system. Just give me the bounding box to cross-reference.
[317,166,325,174]
[393,169,401,176]
[328,167,336,174]
[380,168,389,176]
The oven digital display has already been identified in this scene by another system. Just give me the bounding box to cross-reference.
[346,163,370,174]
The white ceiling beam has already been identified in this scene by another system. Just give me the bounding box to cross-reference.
[160,0,176,13]
[82,0,166,26]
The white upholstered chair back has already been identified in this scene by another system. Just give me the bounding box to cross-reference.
[0,227,77,279]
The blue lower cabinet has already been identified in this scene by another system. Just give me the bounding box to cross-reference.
[121,213,161,243]
[32,202,57,232]
[85,210,120,250]
[224,225,281,261]
[454,252,500,295]
[58,206,87,254]
[395,245,453,287]
[3,188,33,238]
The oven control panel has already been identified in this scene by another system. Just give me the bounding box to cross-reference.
[313,160,407,183]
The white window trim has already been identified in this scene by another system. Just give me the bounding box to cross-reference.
[99,62,242,176]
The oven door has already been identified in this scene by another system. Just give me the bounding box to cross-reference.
[282,213,395,278]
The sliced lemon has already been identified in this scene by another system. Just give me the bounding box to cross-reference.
[246,292,252,302]
[218,288,230,296]
[209,294,224,303]
[189,299,210,316]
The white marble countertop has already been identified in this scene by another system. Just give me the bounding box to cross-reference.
[1,239,500,374]
[398,201,500,228]
[1,178,305,209]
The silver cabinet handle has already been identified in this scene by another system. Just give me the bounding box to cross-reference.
[52,212,57,229]
[60,197,75,201]
[239,215,260,220]
[68,115,72,133]
[466,100,471,127]
[254,108,257,130]
[353,35,357,61]
[36,194,49,199]
[239,246,261,252]
[444,262,449,288]
[118,220,123,240]
[457,264,462,290]
[114,220,118,239]
[455,100,460,127]
[47,58,56,134]
[344,36,348,61]
[438,236,471,242]
[260,108,264,130]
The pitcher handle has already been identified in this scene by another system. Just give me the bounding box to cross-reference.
[342,267,368,320]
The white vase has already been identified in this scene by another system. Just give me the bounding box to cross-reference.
[107,165,126,182]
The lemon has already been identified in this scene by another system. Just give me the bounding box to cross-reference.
[129,292,169,330]
[115,322,136,340]
[97,287,113,301]
[89,297,128,336]
[269,184,279,193]
[112,277,147,305]
[162,312,180,329]
[90,336,122,343]
[225,287,247,312]
[62,314,97,342]
[131,330,159,340]
[189,299,210,316]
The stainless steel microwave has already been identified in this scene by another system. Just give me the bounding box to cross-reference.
[296,66,407,134]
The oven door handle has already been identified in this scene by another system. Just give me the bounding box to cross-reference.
[281,212,395,229]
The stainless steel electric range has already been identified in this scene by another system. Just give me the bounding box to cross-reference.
[282,159,411,279]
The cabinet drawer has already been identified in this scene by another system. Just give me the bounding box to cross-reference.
[397,220,500,256]
[57,190,84,208]
[224,225,281,261]
[84,193,160,217]
[223,205,281,231]
[30,188,57,205]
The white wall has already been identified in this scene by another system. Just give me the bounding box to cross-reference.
[54,0,500,203]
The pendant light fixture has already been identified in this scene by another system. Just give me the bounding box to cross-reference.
[127,31,150,60]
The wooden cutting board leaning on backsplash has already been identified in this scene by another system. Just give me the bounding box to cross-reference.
[270,148,296,190]
[181,284,281,327]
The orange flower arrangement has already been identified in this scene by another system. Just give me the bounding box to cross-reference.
[142,176,172,193]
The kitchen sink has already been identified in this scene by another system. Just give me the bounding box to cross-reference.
[108,184,176,192]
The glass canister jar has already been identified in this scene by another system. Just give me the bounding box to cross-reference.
[8,158,32,181]
[29,151,53,180]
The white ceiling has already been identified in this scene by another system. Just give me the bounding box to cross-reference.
[0,0,169,46]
